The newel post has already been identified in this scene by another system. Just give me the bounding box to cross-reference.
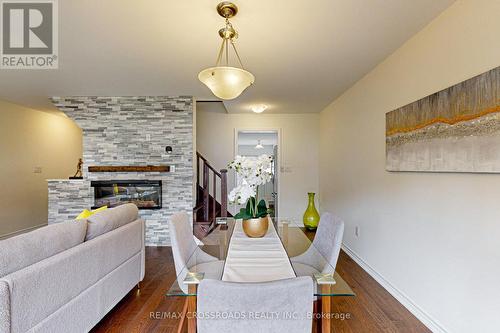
[220,169,228,217]
[203,163,209,221]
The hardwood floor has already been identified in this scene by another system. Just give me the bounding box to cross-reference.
[91,246,430,333]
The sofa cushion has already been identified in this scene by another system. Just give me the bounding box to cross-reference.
[85,203,139,241]
[0,219,87,278]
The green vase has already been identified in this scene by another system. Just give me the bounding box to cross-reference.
[303,192,320,230]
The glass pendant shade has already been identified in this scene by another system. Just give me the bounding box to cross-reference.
[198,66,255,100]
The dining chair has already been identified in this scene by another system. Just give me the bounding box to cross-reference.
[169,212,224,293]
[197,276,314,333]
[291,212,345,277]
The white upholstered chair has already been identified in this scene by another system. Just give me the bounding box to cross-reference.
[197,276,314,333]
[291,212,344,277]
[169,212,224,293]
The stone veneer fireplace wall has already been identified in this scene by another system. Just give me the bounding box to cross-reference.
[48,96,194,246]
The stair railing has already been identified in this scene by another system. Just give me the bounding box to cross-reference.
[196,152,228,224]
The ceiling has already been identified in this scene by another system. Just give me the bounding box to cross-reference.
[0,0,455,114]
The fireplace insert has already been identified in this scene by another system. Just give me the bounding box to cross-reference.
[91,180,162,210]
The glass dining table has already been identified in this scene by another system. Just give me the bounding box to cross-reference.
[167,217,355,333]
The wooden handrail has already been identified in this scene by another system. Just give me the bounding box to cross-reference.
[196,152,221,176]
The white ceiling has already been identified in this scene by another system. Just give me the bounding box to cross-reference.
[0,0,454,114]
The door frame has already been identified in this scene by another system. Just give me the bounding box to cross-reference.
[233,128,282,219]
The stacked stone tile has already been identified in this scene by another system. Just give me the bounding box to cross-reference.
[48,96,194,246]
[47,180,91,224]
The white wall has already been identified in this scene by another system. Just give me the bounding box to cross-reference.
[319,1,500,332]
[0,101,82,237]
[197,106,319,219]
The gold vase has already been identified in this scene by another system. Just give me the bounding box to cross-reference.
[242,217,269,238]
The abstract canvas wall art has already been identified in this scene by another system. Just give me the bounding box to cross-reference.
[386,66,500,172]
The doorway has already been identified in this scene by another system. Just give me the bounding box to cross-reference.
[235,130,280,219]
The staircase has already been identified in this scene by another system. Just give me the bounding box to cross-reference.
[193,152,230,239]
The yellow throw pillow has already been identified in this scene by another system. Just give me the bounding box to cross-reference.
[92,205,108,214]
[75,206,108,220]
[75,209,91,220]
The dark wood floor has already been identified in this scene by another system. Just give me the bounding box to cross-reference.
[91,246,430,333]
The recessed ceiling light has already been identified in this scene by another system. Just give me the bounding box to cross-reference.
[251,105,267,113]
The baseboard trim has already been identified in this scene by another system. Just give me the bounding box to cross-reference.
[0,223,46,240]
[341,243,448,333]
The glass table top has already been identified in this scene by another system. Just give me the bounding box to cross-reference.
[167,217,355,297]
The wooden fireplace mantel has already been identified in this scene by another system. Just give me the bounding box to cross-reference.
[88,165,171,173]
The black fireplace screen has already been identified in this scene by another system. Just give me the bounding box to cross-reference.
[91,180,162,210]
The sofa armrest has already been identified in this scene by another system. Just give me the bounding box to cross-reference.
[140,219,145,281]
[0,280,10,333]
[4,219,143,333]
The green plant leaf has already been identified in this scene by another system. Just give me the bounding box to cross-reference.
[256,211,268,218]
[257,199,267,213]
[253,199,268,218]
[234,208,253,220]
[246,198,255,212]
[234,208,245,218]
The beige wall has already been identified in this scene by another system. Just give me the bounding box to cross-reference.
[197,105,319,219]
[319,1,500,332]
[0,100,82,237]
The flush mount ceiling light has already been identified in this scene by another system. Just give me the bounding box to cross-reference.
[198,2,254,100]
[251,104,267,113]
[255,140,264,149]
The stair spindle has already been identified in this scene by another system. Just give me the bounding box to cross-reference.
[194,152,230,238]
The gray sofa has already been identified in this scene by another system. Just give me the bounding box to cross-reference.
[0,203,145,333]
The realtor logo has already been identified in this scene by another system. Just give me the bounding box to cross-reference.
[1,0,58,69]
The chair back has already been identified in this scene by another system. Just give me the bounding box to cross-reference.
[315,212,344,273]
[169,212,197,288]
[197,276,314,333]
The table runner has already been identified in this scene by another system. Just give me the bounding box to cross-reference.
[222,218,296,282]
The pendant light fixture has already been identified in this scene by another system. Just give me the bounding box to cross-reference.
[255,140,264,149]
[198,2,254,100]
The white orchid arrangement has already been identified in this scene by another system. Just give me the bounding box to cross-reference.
[228,154,273,219]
